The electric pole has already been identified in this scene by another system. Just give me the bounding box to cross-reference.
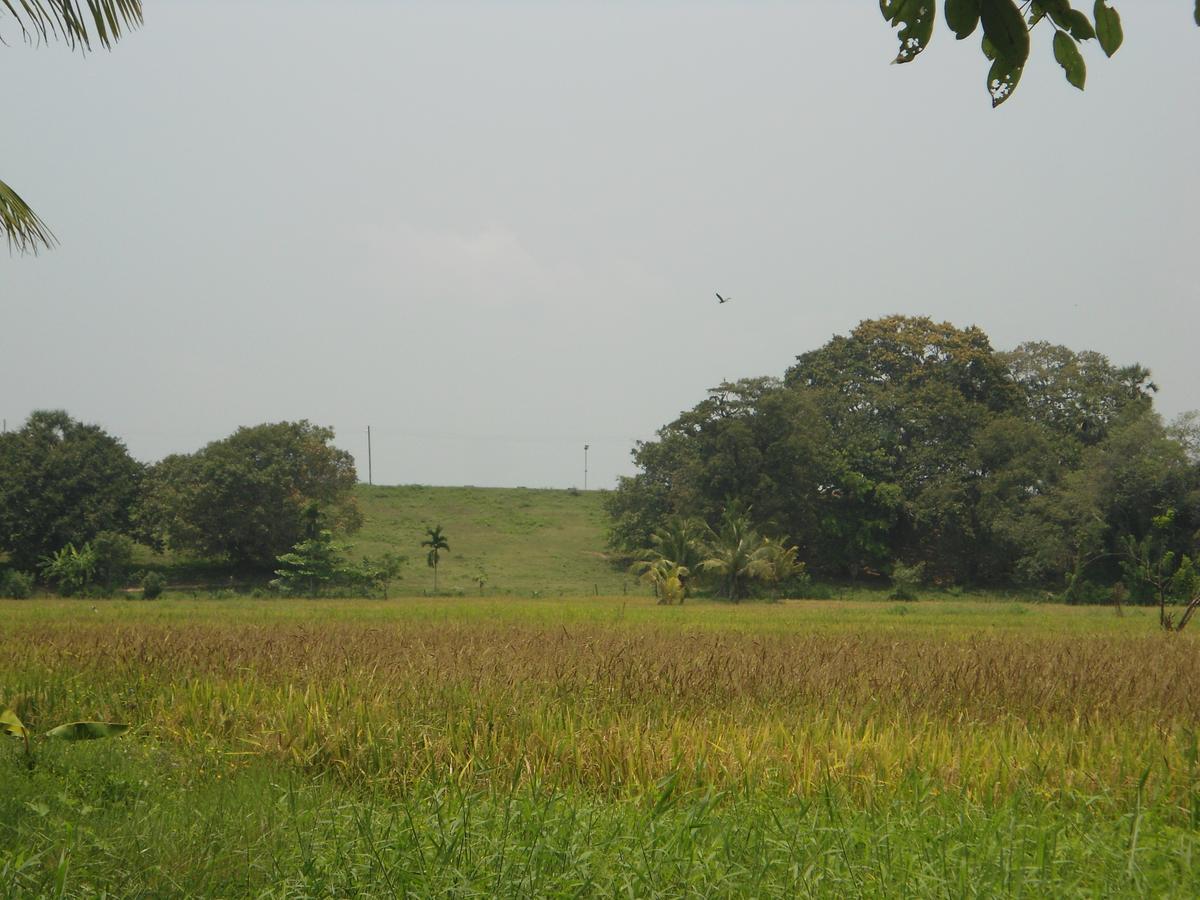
[367,426,373,486]
[584,443,589,491]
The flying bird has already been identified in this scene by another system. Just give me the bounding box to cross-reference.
[716,292,732,304]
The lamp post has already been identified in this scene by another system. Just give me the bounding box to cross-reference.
[584,444,589,491]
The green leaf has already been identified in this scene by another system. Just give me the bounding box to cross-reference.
[881,0,937,63]
[45,721,130,741]
[1094,1,1123,57]
[1,709,28,739]
[987,54,1024,107]
[1194,0,1198,26]
[945,0,981,39]
[1066,10,1096,40]
[1053,30,1087,90]
[980,0,1031,65]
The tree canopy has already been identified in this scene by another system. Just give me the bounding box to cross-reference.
[0,410,143,569]
[607,316,1200,598]
[135,420,362,569]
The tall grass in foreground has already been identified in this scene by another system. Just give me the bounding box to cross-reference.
[2,746,1199,897]
[2,597,1200,895]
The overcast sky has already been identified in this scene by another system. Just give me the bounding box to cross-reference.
[2,2,1197,488]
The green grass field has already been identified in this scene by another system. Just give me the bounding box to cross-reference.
[3,594,1200,896]
[144,484,632,598]
[351,485,627,597]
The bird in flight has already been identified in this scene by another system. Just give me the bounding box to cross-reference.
[716,292,732,304]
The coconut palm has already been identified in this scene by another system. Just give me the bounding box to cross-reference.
[421,525,449,593]
[758,536,807,599]
[629,516,704,602]
[636,559,689,605]
[699,504,771,603]
[3,2,144,252]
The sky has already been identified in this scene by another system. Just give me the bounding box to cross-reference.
[2,1,1197,489]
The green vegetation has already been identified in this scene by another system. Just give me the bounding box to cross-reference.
[135,421,361,568]
[3,597,1200,895]
[0,411,142,570]
[353,485,627,597]
[609,317,1200,612]
[882,0,1197,107]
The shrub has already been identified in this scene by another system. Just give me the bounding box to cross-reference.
[140,571,166,600]
[0,569,34,599]
[889,561,925,601]
[40,543,98,596]
[91,531,134,590]
[794,581,834,600]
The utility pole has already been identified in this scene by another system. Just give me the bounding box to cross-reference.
[367,426,373,486]
[584,443,589,491]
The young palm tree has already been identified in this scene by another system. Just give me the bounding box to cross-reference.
[3,2,144,252]
[759,537,807,599]
[629,516,705,602]
[421,525,449,593]
[699,505,771,603]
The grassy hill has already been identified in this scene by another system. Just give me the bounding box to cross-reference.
[350,485,630,597]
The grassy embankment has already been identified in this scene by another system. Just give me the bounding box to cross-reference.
[144,484,631,597]
[3,595,1200,896]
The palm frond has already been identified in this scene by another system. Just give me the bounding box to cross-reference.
[0,178,56,253]
[1,0,143,51]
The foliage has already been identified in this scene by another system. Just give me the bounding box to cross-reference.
[889,561,926,601]
[0,411,143,570]
[271,530,352,597]
[609,317,1200,597]
[135,421,361,569]
[140,571,165,600]
[355,553,407,599]
[634,558,690,604]
[1120,509,1200,632]
[39,543,97,597]
[881,0,1197,108]
[0,569,35,600]
[2,1,144,252]
[2,707,128,762]
[698,505,771,602]
[758,537,810,598]
[421,525,450,593]
[89,530,133,591]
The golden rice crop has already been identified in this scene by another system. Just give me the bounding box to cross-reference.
[4,599,1199,813]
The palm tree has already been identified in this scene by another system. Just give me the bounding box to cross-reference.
[636,558,689,605]
[758,537,807,599]
[629,516,705,602]
[699,505,771,603]
[3,2,144,252]
[421,525,449,593]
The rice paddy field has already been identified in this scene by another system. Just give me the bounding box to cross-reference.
[3,595,1200,897]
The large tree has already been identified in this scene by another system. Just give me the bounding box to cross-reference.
[2,1,143,252]
[611,316,1197,593]
[0,410,143,569]
[135,421,362,569]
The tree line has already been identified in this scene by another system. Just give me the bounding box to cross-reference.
[606,316,1200,604]
[0,414,380,597]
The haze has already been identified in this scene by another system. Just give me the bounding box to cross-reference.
[2,1,1196,488]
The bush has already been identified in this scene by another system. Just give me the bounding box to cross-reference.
[793,581,834,600]
[91,531,134,591]
[0,569,35,599]
[40,543,98,597]
[889,561,925,601]
[140,571,166,600]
